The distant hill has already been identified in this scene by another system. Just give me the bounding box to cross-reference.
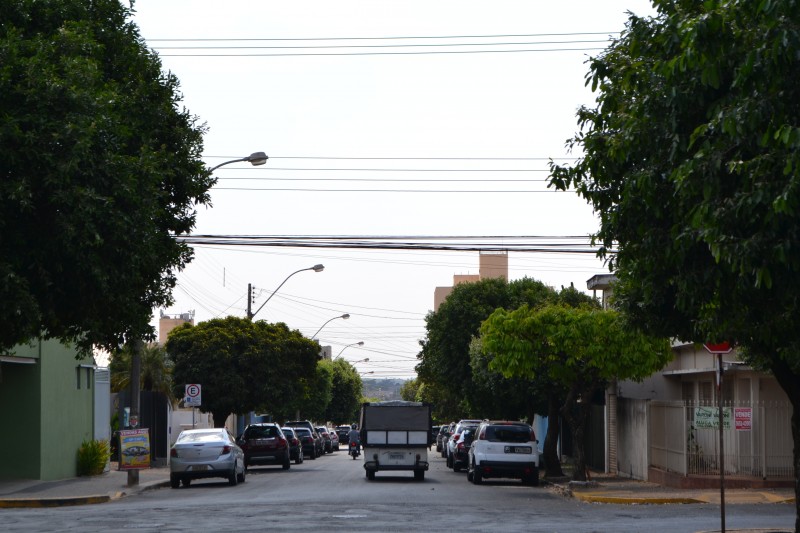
[361,378,406,402]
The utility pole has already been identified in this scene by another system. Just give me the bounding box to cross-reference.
[247,283,253,320]
[127,337,142,487]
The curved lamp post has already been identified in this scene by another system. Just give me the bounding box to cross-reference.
[335,341,364,359]
[209,151,268,173]
[311,313,350,340]
[248,264,324,320]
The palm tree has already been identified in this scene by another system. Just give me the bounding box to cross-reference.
[110,343,175,402]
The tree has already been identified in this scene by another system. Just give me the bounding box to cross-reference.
[109,343,174,401]
[166,317,319,427]
[482,305,671,480]
[416,277,557,418]
[399,378,421,402]
[0,0,212,355]
[548,0,800,518]
[278,359,334,423]
[325,359,363,425]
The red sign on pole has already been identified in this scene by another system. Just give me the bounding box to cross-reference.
[703,342,733,354]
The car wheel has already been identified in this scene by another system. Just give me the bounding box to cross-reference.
[414,469,425,481]
[296,452,304,464]
[446,454,453,469]
[523,467,539,486]
[436,443,442,452]
[309,449,316,460]
[181,478,191,487]
[283,453,291,470]
[228,463,239,486]
[237,466,246,483]
[366,470,375,480]
[467,469,474,482]
[170,474,180,489]
[472,462,482,485]
[454,462,462,473]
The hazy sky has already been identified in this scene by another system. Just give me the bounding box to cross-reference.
[131,1,656,378]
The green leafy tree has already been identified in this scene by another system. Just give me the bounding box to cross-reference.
[399,378,421,402]
[166,317,319,427]
[109,343,175,401]
[482,305,671,480]
[325,359,363,425]
[0,0,212,355]
[548,0,800,515]
[278,359,334,423]
[417,277,557,419]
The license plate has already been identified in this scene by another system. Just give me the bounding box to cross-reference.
[504,446,531,454]
[190,465,209,471]
[389,453,404,460]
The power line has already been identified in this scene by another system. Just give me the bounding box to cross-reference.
[146,32,619,42]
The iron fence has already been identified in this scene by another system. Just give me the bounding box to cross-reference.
[649,400,793,479]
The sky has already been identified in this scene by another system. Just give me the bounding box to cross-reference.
[130,0,657,379]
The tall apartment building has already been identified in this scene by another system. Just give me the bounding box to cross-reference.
[433,251,508,311]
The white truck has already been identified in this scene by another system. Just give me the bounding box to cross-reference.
[358,400,432,481]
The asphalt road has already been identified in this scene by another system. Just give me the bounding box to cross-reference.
[3,451,795,532]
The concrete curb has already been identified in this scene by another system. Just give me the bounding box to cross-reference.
[572,492,702,505]
[0,480,170,508]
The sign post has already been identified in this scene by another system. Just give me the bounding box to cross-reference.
[185,384,202,429]
[704,342,733,533]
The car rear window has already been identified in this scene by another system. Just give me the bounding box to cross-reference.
[177,430,223,443]
[485,425,531,443]
[295,429,311,437]
[282,428,295,438]
[245,426,279,439]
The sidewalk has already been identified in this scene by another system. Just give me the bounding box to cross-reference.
[545,472,796,506]
[0,463,171,508]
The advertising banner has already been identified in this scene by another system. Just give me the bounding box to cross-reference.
[734,407,752,431]
[119,428,151,470]
[694,407,731,429]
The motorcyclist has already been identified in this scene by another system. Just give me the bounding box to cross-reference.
[347,424,361,453]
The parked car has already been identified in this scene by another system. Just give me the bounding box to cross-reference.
[317,426,333,453]
[440,422,456,457]
[293,427,319,459]
[336,425,351,445]
[430,425,441,448]
[285,420,324,457]
[450,428,476,472]
[281,427,304,464]
[436,424,452,452]
[446,420,482,468]
[170,428,245,488]
[237,423,291,470]
[327,427,340,451]
[467,421,539,486]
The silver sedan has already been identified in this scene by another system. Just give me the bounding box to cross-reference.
[169,428,246,488]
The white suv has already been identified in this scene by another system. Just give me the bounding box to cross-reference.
[467,421,539,486]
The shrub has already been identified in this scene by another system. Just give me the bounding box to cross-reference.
[77,439,110,476]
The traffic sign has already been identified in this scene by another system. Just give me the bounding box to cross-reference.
[185,383,202,407]
[703,342,733,354]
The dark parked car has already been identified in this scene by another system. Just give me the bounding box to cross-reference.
[438,423,455,455]
[430,426,441,448]
[284,420,324,456]
[281,427,304,464]
[237,423,291,470]
[450,428,476,472]
[336,425,351,445]
[294,427,319,459]
[317,426,333,453]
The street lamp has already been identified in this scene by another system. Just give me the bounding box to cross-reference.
[311,313,350,340]
[209,151,268,172]
[351,357,370,364]
[335,341,364,359]
[248,264,324,320]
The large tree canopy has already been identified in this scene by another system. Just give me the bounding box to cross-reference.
[166,317,319,427]
[416,277,557,420]
[548,0,800,515]
[482,305,672,480]
[0,0,212,354]
[325,359,363,425]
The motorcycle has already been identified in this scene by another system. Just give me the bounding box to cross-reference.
[349,440,361,460]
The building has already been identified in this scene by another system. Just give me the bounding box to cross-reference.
[0,339,102,480]
[434,251,508,311]
[587,275,793,488]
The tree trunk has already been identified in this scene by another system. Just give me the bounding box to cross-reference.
[768,357,800,531]
[561,383,594,482]
[543,392,564,477]
[211,410,229,428]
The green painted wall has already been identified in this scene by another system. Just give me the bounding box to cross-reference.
[0,343,41,479]
[39,340,95,480]
[0,340,94,480]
